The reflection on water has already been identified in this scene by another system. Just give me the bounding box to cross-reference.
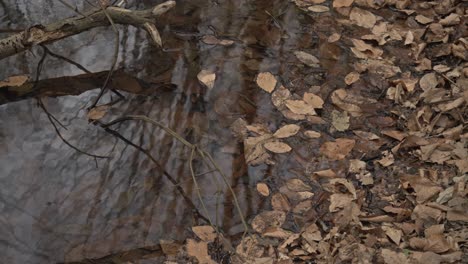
[0,0,347,263]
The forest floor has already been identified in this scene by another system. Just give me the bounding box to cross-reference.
[177,0,468,263]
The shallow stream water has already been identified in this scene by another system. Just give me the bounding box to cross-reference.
[0,0,352,262]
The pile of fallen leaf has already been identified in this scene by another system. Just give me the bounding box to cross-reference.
[160,0,468,263]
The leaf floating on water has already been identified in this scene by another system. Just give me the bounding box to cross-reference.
[192,226,217,242]
[333,0,354,8]
[331,110,350,132]
[197,70,216,89]
[303,92,324,109]
[201,35,234,46]
[320,138,355,160]
[87,105,109,121]
[294,51,320,67]
[344,72,360,85]
[304,130,321,138]
[327,33,341,43]
[286,179,312,192]
[257,183,270,196]
[330,89,362,117]
[0,75,29,88]
[271,85,292,108]
[308,5,330,13]
[256,72,277,93]
[285,100,316,115]
[264,141,292,154]
[273,124,300,139]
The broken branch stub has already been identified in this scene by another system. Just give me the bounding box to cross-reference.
[0,1,175,60]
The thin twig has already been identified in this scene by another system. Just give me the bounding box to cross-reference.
[101,125,211,224]
[88,1,121,109]
[42,45,92,74]
[102,115,248,248]
[38,99,110,159]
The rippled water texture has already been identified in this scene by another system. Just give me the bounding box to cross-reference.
[0,0,347,263]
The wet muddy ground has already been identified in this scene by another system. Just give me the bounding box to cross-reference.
[0,0,467,263]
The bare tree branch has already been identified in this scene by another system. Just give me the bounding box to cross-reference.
[0,1,175,60]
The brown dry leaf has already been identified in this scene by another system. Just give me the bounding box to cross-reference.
[349,7,376,28]
[303,92,324,109]
[308,5,330,12]
[437,97,465,112]
[256,72,277,93]
[320,138,356,160]
[333,0,353,8]
[353,130,380,140]
[351,39,383,59]
[264,141,292,154]
[382,225,402,245]
[251,211,286,233]
[271,85,292,108]
[87,105,110,121]
[186,239,216,264]
[440,13,460,26]
[402,175,443,203]
[312,169,337,178]
[411,204,443,222]
[330,178,357,198]
[349,159,366,173]
[0,75,29,88]
[197,70,216,89]
[415,15,433,25]
[244,135,273,165]
[285,100,317,115]
[192,226,216,242]
[263,227,294,239]
[381,248,408,264]
[286,179,312,192]
[328,33,341,43]
[257,183,270,197]
[344,72,360,85]
[273,124,300,138]
[382,130,407,141]
[329,193,353,212]
[160,239,181,256]
[331,110,350,132]
[271,193,291,212]
[404,30,414,45]
[201,35,234,46]
[419,72,438,90]
[201,35,220,45]
[330,89,362,117]
[355,58,401,78]
[294,51,320,67]
[304,130,321,138]
[377,151,394,167]
[447,210,468,222]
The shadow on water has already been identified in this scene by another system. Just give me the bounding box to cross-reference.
[0,0,348,262]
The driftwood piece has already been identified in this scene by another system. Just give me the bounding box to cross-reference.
[0,1,175,60]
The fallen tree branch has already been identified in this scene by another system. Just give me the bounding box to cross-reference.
[0,70,175,105]
[0,1,175,60]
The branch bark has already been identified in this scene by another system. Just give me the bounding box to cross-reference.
[0,1,175,60]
